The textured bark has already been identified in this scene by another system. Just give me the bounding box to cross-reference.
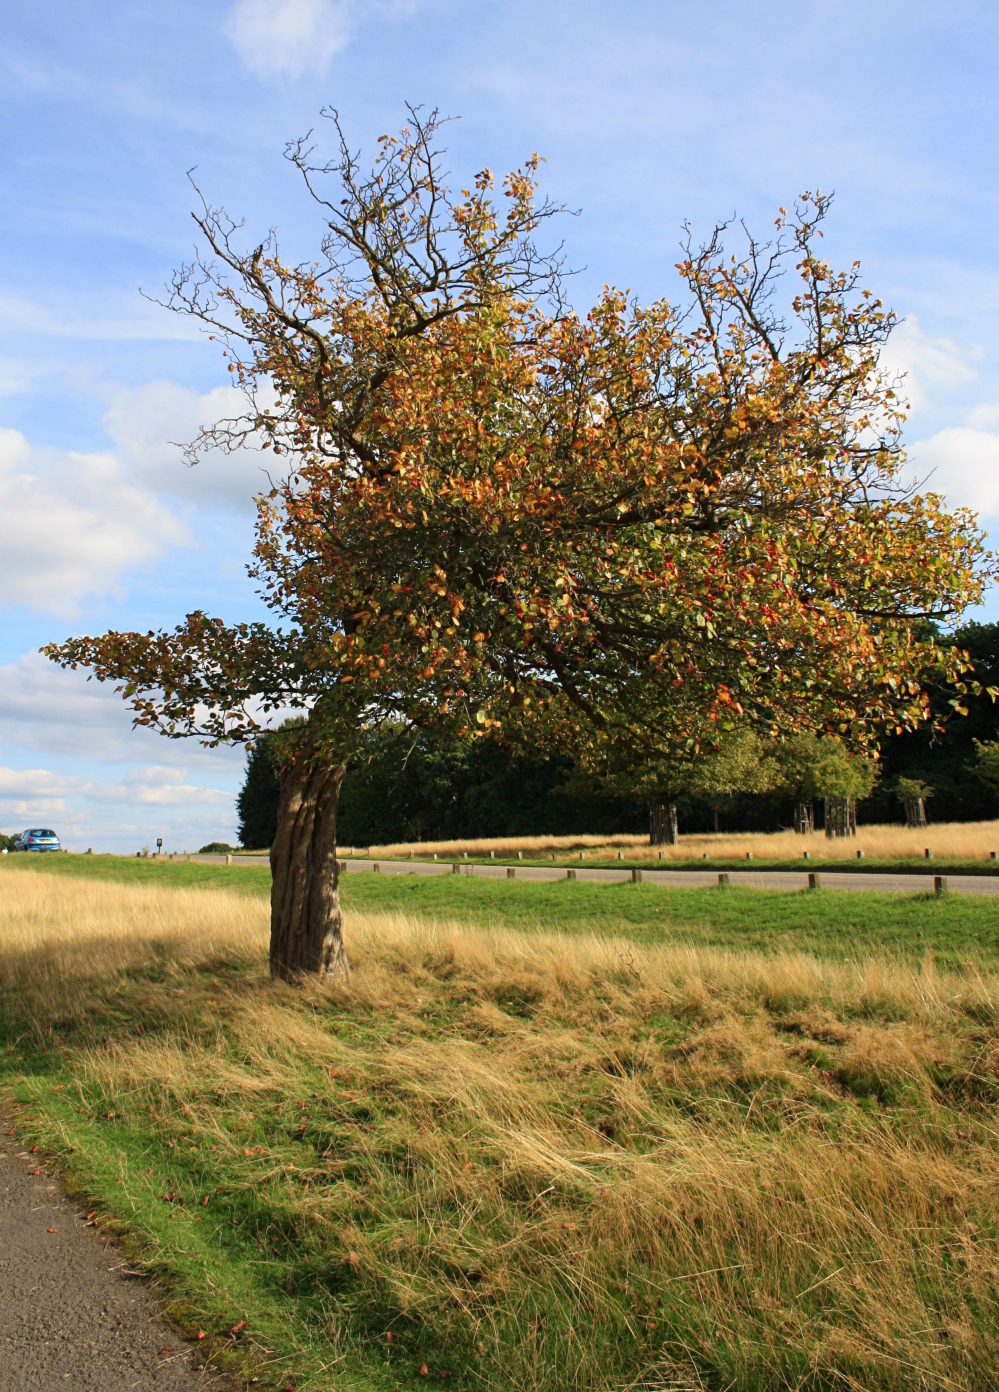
[650,803,679,846]
[269,759,348,982]
[793,799,814,835]
[903,797,928,829]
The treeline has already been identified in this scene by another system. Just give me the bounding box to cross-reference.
[236,623,999,849]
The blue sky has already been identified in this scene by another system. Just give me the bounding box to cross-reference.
[1,0,998,850]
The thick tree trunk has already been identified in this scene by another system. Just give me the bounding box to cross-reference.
[269,759,348,982]
[713,804,721,835]
[903,797,927,829]
[793,799,814,835]
[650,803,679,846]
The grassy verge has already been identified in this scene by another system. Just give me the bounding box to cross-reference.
[4,870,999,1389]
[7,853,999,966]
[0,852,272,895]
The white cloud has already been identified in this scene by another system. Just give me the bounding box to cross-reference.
[0,653,247,849]
[908,423,999,517]
[0,762,235,849]
[0,288,201,343]
[0,651,246,771]
[878,315,980,410]
[0,427,187,616]
[225,0,351,78]
[101,380,272,511]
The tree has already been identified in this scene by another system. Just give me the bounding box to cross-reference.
[894,776,933,828]
[45,112,992,979]
[971,739,999,797]
[812,744,878,838]
[771,734,876,836]
[688,731,775,835]
[772,733,825,834]
[868,624,999,825]
[237,721,646,849]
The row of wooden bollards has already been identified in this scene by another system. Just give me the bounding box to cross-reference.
[713,870,949,896]
[359,862,947,897]
[364,862,645,883]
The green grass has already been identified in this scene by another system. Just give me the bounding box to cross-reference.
[0,852,272,894]
[6,851,999,967]
[5,870,999,1391]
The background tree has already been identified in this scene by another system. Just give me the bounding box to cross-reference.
[771,733,825,834]
[868,623,999,823]
[812,744,878,838]
[895,776,933,828]
[971,739,999,798]
[237,722,644,850]
[45,114,992,980]
[688,731,775,835]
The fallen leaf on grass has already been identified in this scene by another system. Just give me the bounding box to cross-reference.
[47,1227,57,1233]
[418,1367,429,1377]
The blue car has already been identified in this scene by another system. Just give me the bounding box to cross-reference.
[13,828,62,853]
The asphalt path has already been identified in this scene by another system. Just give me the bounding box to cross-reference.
[0,1141,236,1392]
[322,858,999,896]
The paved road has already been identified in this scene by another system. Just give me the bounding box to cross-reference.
[0,1141,235,1392]
[327,858,999,897]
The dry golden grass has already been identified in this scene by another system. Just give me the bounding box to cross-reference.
[364,817,999,864]
[347,830,644,857]
[5,871,999,1390]
[0,872,268,994]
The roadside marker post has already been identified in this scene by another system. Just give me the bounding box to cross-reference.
[631,868,642,883]
[718,873,729,886]
[934,876,947,897]
[808,872,821,890]
[507,867,516,879]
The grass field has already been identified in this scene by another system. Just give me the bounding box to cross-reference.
[4,863,999,1390]
[361,819,999,867]
[6,850,999,964]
